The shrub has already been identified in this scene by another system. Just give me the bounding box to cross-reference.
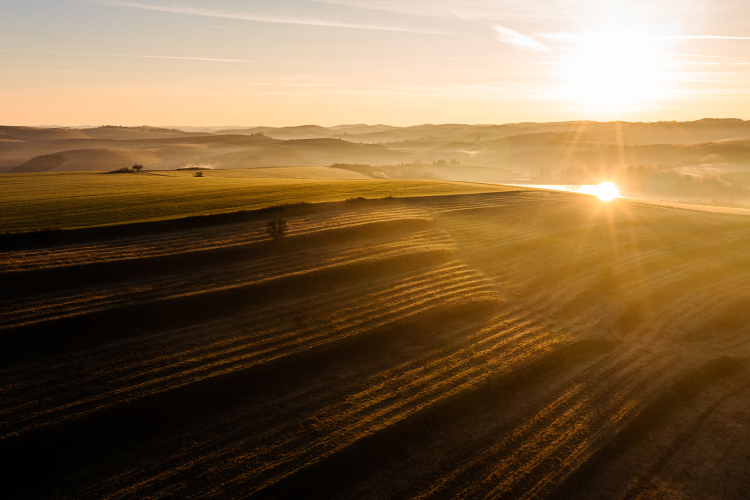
[194,171,204,177]
[108,167,132,174]
[266,217,288,240]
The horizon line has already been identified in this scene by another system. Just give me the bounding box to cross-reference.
[6,117,749,130]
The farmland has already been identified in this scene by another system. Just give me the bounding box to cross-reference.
[0,168,513,233]
[5,120,750,209]
[2,185,750,499]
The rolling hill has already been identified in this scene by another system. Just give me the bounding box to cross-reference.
[4,120,750,206]
[2,187,750,499]
[3,120,750,174]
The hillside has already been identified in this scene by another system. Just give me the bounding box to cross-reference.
[2,188,749,499]
[224,119,750,145]
[2,135,414,173]
[0,169,513,233]
[2,120,750,173]
[4,120,750,205]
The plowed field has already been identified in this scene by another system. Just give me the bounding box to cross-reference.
[2,189,749,499]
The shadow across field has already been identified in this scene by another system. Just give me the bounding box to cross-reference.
[2,189,750,499]
[0,300,502,498]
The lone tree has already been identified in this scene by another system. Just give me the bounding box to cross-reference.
[266,217,288,241]
[194,171,204,177]
[132,164,143,172]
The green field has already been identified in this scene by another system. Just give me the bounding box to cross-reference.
[0,169,516,233]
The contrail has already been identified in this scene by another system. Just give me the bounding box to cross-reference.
[86,0,455,35]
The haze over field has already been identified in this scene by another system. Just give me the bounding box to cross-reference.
[4,119,750,207]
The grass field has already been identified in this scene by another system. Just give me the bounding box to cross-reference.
[0,169,516,233]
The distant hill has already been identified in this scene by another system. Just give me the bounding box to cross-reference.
[12,149,160,173]
[217,125,336,140]
[4,120,750,178]
[328,124,399,134]
[82,126,208,141]
[7,136,411,172]
[511,138,750,171]
[210,119,750,145]
[0,126,89,142]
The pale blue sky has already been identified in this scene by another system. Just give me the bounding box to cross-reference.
[1,0,749,126]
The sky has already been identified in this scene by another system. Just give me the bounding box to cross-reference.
[1,0,749,127]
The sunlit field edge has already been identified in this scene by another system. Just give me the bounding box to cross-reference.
[0,169,518,234]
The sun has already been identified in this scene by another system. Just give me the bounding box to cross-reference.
[564,31,664,112]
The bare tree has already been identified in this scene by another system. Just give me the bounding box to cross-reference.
[266,217,288,241]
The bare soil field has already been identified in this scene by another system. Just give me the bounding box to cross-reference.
[1,188,750,499]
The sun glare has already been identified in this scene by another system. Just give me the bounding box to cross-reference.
[565,31,664,112]
[583,182,621,201]
[518,183,622,201]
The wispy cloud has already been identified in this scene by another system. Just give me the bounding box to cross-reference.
[87,0,454,35]
[540,32,750,43]
[663,35,750,40]
[660,52,750,60]
[493,27,551,53]
[312,0,451,18]
[537,33,585,43]
[308,0,652,23]
[0,68,126,74]
[1,49,251,62]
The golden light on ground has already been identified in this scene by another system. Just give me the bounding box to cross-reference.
[564,31,664,112]
[521,183,622,201]
[576,182,621,201]
[586,182,621,201]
